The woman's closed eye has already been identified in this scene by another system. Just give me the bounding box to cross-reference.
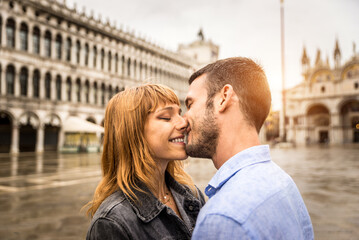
[159,117,171,121]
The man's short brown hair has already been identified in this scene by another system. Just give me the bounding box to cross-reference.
[189,57,271,132]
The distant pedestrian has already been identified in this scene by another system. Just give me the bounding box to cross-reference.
[85,84,205,239]
[184,57,314,239]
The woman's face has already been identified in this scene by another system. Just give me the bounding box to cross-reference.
[144,103,188,163]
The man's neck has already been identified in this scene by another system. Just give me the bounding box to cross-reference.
[212,127,260,169]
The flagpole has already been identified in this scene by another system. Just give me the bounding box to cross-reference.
[280,0,287,142]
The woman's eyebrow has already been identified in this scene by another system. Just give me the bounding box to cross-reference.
[155,106,181,114]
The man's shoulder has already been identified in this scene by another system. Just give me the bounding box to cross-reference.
[204,162,295,223]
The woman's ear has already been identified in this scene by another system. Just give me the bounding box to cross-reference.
[217,84,237,113]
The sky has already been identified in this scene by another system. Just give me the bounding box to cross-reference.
[68,0,359,110]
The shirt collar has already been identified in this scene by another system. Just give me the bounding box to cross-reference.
[205,145,271,198]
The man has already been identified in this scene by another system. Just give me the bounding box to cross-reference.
[184,57,314,239]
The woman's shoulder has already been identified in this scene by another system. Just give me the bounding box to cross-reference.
[91,190,132,221]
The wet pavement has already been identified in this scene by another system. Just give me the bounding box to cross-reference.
[0,145,358,240]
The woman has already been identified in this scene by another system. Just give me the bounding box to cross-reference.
[85,84,205,240]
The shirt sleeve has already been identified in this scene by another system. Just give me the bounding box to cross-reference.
[86,217,131,240]
[192,214,250,240]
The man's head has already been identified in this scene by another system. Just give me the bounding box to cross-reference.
[184,57,271,158]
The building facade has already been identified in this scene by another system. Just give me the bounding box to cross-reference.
[0,0,216,153]
[285,40,359,145]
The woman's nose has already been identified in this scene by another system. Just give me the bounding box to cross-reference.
[175,116,188,131]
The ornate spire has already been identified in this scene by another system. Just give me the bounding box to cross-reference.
[301,45,310,78]
[334,39,341,69]
[315,49,322,66]
[301,46,309,65]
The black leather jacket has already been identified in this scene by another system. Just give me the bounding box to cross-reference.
[86,172,205,240]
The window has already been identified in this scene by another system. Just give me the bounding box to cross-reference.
[76,41,81,64]
[93,46,97,67]
[101,49,105,70]
[45,73,51,99]
[66,77,72,101]
[20,67,28,96]
[76,78,81,102]
[101,84,105,105]
[65,37,72,62]
[108,51,112,72]
[85,80,89,103]
[32,27,40,54]
[321,86,325,93]
[84,44,89,66]
[93,82,98,104]
[33,70,40,98]
[56,75,61,100]
[127,58,131,77]
[115,54,118,73]
[20,23,28,51]
[121,56,125,75]
[108,85,112,100]
[6,65,15,95]
[0,17,2,45]
[355,82,359,89]
[44,31,52,57]
[55,34,62,60]
[6,18,15,48]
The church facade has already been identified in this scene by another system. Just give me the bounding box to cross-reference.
[0,0,217,153]
[285,40,359,145]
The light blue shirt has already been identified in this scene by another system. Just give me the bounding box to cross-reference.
[192,145,314,240]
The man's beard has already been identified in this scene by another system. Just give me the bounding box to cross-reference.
[186,106,219,159]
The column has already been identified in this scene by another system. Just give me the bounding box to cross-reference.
[89,81,94,104]
[10,122,19,154]
[15,21,20,50]
[39,71,45,99]
[0,68,6,95]
[51,73,56,101]
[14,67,20,96]
[1,16,6,47]
[28,23,33,54]
[61,77,67,101]
[57,127,65,153]
[331,113,342,144]
[28,68,33,97]
[36,123,44,153]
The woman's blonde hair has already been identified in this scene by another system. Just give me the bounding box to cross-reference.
[85,84,196,217]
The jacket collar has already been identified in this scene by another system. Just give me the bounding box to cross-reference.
[124,171,198,223]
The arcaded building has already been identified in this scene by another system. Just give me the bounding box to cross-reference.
[285,40,359,145]
[0,0,217,153]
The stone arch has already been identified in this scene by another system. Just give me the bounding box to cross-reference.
[6,64,16,95]
[18,111,40,152]
[0,111,14,153]
[19,66,28,96]
[19,21,28,51]
[6,17,16,48]
[341,62,359,80]
[306,103,331,143]
[44,30,52,57]
[339,99,359,143]
[44,113,61,151]
[32,26,41,54]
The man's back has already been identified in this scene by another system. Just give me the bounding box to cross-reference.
[192,145,314,240]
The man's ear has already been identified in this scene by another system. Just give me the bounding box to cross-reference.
[217,84,237,113]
